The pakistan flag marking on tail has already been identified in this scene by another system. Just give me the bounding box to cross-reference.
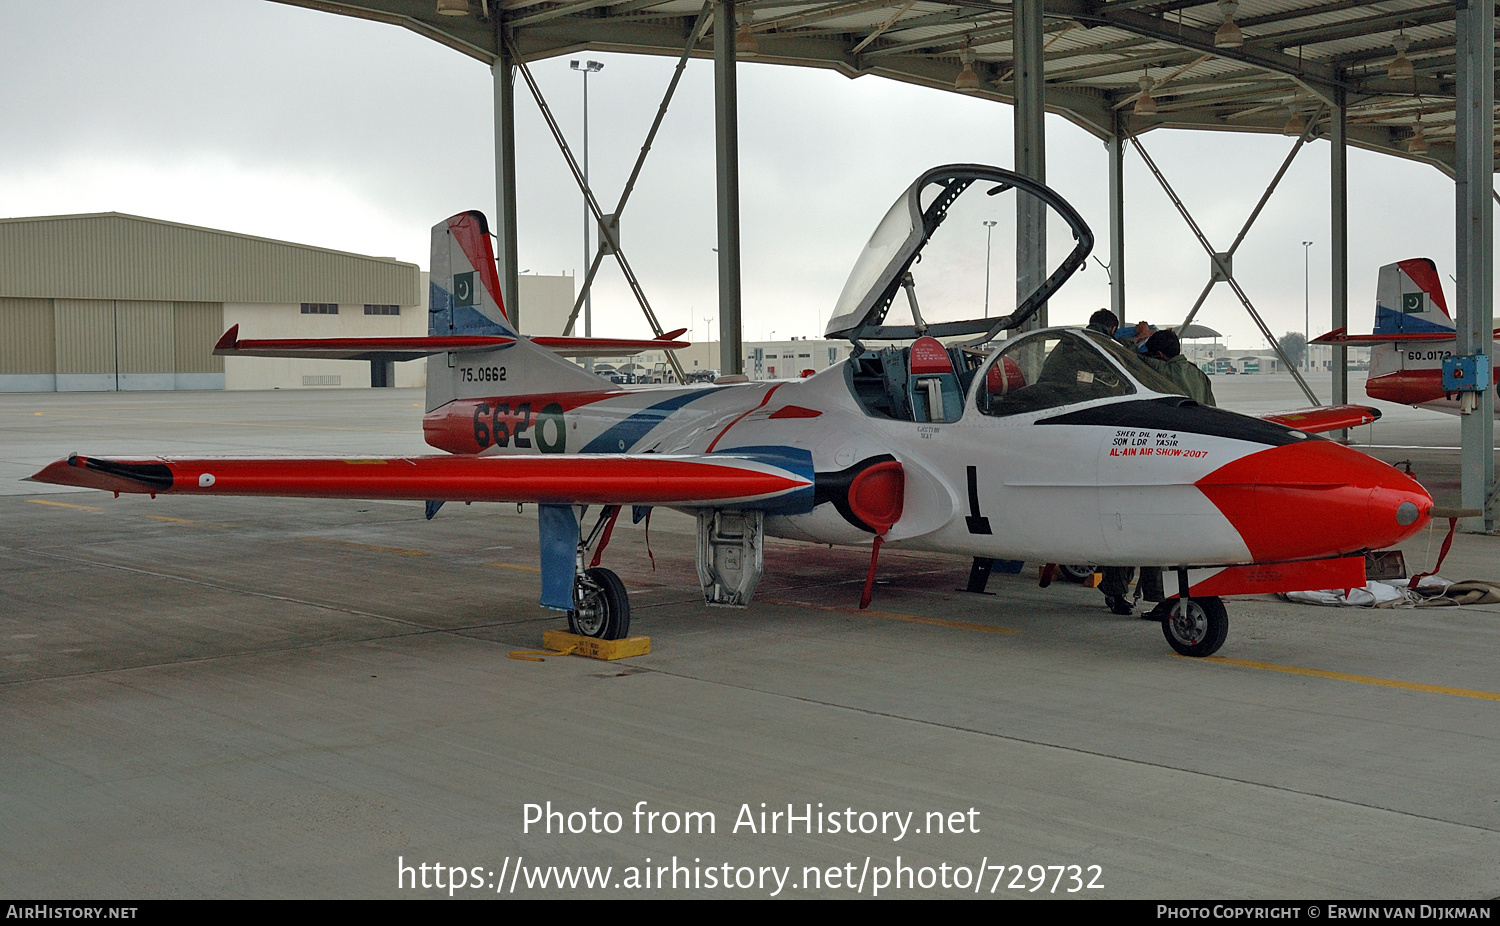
[455,271,476,307]
[1401,291,1424,313]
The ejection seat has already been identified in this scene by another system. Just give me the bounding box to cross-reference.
[907,336,964,422]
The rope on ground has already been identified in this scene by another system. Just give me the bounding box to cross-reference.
[508,642,579,662]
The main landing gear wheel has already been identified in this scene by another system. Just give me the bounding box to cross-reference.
[1160,596,1228,658]
[568,567,631,640]
[1058,564,1096,584]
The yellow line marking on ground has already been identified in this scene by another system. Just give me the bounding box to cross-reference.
[764,598,1018,635]
[144,515,229,527]
[298,538,428,557]
[26,499,100,511]
[1199,655,1500,703]
[489,562,542,573]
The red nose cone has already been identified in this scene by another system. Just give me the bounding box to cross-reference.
[1196,440,1433,562]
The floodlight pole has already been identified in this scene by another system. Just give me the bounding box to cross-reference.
[983,219,997,317]
[1302,240,1312,370]
[571,59,603,372]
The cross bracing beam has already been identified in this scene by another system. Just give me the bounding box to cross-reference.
[506,33,688,382]
[1132,127,1324,405]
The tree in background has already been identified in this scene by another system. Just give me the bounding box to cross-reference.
[1280,331,1308,369]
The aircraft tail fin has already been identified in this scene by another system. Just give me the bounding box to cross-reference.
[1374,259,1454,336]
[424,211,606,414]
[429,211,517,339]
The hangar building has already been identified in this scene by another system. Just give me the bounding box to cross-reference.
[0,212,424,392]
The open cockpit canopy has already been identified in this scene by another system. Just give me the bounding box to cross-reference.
[823,165,1094,346]
[847,329,1190,424]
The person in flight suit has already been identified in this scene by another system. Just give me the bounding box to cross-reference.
[1142,329,1215,407]
[1114,328,1218,619]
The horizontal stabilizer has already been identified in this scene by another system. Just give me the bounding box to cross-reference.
[530,334,690,357]
[1261,404,1381,433]
[30,451,813,511]
[213,325,514,362]
[1311,327,1465,345]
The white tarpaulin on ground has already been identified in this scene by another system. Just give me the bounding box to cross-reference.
[1282,577,1500,608]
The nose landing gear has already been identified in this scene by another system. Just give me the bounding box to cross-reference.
[1160,595,1228,657]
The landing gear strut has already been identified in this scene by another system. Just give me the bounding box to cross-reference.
[539,503,634,640]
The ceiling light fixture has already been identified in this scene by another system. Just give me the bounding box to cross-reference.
[1133,73,1157,116]
[1388,31,1414,81]
[1407,111,1429,154]
[955,41,981,92]
[1214,0,1243,49]
[436,0,469,16]
[737,13,758,57]
[1282,106,1306,136]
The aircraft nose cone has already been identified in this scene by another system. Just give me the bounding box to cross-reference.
[1196,439,1433,562]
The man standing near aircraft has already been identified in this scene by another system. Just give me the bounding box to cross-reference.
[1087,308,1119,337]
[1099,327,1215,619]
[1143,329,1215,407]
[1091,308,1160,616]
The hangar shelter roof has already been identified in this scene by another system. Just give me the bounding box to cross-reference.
[0,212,422,306]
[273,0,1497,174]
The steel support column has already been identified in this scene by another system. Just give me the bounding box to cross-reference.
[492,47,522,330]
[1329,90,1349,418]
[714,0,744,374]
[1013,0,1046,330]
[1106,114,1126,320]
[1455,0,1495,532]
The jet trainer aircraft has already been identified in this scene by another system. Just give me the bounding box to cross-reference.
[32,165,1440,659]
[1313,258,1500,418]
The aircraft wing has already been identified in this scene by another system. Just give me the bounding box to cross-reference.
[28,451,814,510]
[213,325,514,362]
[1260,404,1381,433]
[212,325,686,360]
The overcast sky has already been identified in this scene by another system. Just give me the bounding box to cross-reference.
[0,0,1487,352]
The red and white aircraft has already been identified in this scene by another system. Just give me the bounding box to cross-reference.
[1313,258,1500,417]
[31,166,1440,658]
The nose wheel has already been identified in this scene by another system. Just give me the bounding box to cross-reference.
[568,566,632,640]
[1160,596,1227,657]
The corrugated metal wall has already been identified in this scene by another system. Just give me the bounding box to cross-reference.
[173,302,224,374]
[117,301,174,374]
[54,299,116,374]
[0,298,55,373]
[0,214,419,306]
